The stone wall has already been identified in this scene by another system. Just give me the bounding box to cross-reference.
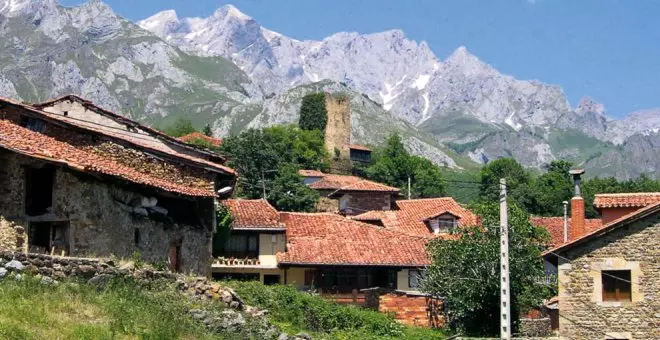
[0,151,213,275]
[0,217,24,252]
[557,213,660,339]
[324,95,351,172]
[364,289,445,328]
[518,318,552,337]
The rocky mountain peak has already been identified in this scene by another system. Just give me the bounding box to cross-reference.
[576,96,606,116]
[0,0,56,17]
[138,9,180,37]
[213,4,251,21]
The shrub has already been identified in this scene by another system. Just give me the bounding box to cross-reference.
[299,93,328,132]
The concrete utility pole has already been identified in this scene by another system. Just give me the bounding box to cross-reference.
[499,178,511,339]
[261,171,267,199]
[408,175,411,200]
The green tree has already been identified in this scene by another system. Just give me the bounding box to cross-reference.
[203,124,213,137]
[160,117,196,137]
[268,165,320,212]
[365,134,445,198]
[299,93,328,132]
[212,203,233,257]
[220,125,329,208]
[529,160,574,216]
[479,158,533,211]
[422,202,553,336]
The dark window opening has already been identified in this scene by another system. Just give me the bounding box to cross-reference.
[264,275,280,285]
[212,272,259,281]
[220,232,259,258]
[27,221,69,255]
[25,166,55,216]
[134,228,140,246]
[350,149,372,163]
[602,270,632,302]
[19,116,46,132]
[156,195,199,225]
[308,268,397,293]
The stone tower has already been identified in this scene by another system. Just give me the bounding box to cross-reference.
[324,94,351,173]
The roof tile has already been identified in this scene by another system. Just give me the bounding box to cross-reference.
[530,217,603,247]
[178,132,223,147]
[594,192,660,209]
[221,199,283,229]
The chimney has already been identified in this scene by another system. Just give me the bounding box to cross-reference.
[569,169,586,240]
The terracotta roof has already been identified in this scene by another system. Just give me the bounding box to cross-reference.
[306,172,399,194]
[221,199,283,230]
[348,144,371,152]
[544,201,660,256]
[20,95,235,176]
[178,132,223,147]
[353,197,478,237]
[0,119,214,197]
[594,192,660,209]
[298,169,326,177]
[530,217,603,247]
[278,212,429,267]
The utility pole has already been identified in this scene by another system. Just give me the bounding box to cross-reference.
[261,170,267,199]
[408,175,411,200]
[499,178,511,339]
[563,201,569,243]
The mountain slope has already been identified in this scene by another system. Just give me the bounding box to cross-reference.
[0,0,260,127]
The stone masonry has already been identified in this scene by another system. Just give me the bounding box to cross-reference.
[324,94,352,173]
[557,213,660,339]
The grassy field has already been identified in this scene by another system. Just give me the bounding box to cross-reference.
[0,276,447,339]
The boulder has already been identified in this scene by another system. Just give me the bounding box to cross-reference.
[5,260,24,272]
[0,267,7,279]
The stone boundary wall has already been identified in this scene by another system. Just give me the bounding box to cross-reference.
[0,218,24,253]
[518,317,552,337]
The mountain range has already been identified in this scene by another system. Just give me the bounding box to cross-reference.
[1,0,658,179]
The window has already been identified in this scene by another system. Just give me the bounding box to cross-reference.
[602,270,631,302]
[25,166,55,216]
[408,269,424,289]
[223,233,258,258]
[428,216,457,234]
[27,221,69,255]
[19,116,46,132]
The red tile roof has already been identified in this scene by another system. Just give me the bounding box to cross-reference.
[594,192,660,209]
[221,199,284,230]
[278,212,430,266]
[544,201,660,256]
[305,172,400,194]
[530,217,603,247]
[298,169,326,177]
[22,95,235,176]
[353,198,478,237]
[0,119,214,197]
[348,144,371,152]
[178,132,223,147]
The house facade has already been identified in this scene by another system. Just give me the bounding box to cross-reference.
[299,170,400,215]
[547,201,660,339]
[212,199,286,285]
[0,95,236,275]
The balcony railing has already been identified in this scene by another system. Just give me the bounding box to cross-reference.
[534,274,558,286]
[212,256,261,267]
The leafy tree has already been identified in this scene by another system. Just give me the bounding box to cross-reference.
[529,160,574,216]
[212,203,233,257]
[299,93,328,132]
[203,124,213,137]
[422,202,553,336]
[365,134,445,198]
[220,125,329,209]
[479,158,534,211]
[268,165,320,212]
[160,117,196,137]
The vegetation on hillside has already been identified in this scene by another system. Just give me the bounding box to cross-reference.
[226,280,446,339]
[298,93,328,133]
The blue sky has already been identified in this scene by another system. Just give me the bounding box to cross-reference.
[62,0,660,118]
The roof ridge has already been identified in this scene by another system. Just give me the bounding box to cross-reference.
[595,192,660,196]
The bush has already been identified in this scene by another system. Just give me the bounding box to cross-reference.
[226,281,403,337]
[299,93,328,132]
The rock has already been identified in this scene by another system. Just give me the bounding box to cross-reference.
[220,290,233,303]
[41,276,55,285]
[278,333,289,340]
[218,310,245,330]
[14,273,23,281]
[229,301,240,310]
[5,260,24,272]
[293,332,311,340]
[88,274,114,288]
[0,268,7,279]
[210,283,220,293]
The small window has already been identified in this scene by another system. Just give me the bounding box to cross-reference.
[602,270,631,302]
[408,269,424,289]
[19,116,46,132]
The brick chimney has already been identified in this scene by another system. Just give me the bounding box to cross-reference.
[569,169,586,240]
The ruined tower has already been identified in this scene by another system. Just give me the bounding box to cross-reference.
[324,94,352,173]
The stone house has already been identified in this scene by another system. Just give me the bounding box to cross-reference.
[323,93,372,170]
[298,170,400,215]
[0,95,236,275]
[212,199,286,285]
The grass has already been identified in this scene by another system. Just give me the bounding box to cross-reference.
[224,280,447,339]
[0,276,216,340]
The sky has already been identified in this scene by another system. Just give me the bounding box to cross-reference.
[61,0,660,118]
